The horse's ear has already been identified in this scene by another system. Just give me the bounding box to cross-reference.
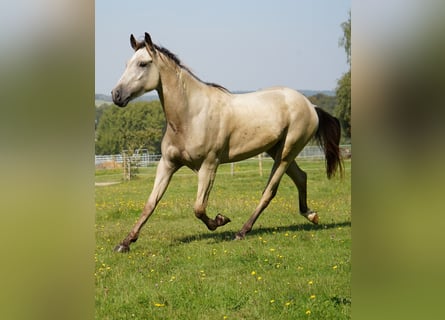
[130,34,137,51]
[144,32,156,56]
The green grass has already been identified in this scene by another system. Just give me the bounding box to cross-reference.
[95,159,351,319]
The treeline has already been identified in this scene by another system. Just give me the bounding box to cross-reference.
[95,100,165,155]
[307,93,336,115]
[95,93,343,155]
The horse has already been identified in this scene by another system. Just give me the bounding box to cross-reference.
[111,33,343,252]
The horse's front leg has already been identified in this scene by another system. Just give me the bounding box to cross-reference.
[194,162,231,231]
[114,157,179,253]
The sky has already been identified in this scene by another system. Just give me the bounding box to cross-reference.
[95,0,350,95]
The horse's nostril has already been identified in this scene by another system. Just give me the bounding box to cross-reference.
[112,89,120,101]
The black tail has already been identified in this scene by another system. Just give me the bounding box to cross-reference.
[314,107,343,179]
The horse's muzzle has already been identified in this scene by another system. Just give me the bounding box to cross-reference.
[111,88,129,107]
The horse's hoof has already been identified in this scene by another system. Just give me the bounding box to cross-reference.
[114,244,130,253]
[234,232,245,240]
[215,213,231,227]
[307,212,319,224]
[301,211,319,225]
[302,211,319,225]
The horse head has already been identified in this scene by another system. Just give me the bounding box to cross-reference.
[112,33,160,107]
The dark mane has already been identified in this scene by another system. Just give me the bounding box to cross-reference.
[157,45,229,92]
[135,39,229,93]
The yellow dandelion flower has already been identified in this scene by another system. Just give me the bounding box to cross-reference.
[285,301,292,306]
[308,280,313,285]
[251,271,256,276]
[310,295,316,299]
[333,265,338,270]
[257,276,262,280]
[270,299,275,304]
[305,310,311,315]
[154,303,165,307]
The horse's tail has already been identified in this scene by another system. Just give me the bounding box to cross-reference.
[314,106,343,179]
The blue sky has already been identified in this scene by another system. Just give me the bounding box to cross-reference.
[95,0,350,95]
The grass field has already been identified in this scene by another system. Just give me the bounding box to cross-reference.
[95,159,351,319]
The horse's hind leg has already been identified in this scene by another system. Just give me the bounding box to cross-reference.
[235,158,290,240]
[267,147,318,224]
[286,161,319,224]
[194,162,231,231]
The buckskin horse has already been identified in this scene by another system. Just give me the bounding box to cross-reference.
[111,33,342,252]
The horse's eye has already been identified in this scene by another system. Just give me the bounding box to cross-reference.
[138,61,149,67]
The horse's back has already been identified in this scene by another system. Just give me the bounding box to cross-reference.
[229,87,317,133]
[222,87,318,162]
[231,87,314,113]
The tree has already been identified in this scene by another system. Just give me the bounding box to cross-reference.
[339,11,351,65]
[95,101,165,155]
[308,93,337,115]
[335,11,351,141]
[335,70,351,138]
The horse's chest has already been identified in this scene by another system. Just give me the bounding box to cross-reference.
[162,131,209,164]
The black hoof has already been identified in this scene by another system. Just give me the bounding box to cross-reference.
[114,244,130,253]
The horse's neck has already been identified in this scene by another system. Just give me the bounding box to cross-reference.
[156,68,207,131]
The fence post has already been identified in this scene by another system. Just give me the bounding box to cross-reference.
[123,151,131,181]
[258,153,263,177]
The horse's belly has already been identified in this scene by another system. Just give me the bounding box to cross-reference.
[226,125,282,162]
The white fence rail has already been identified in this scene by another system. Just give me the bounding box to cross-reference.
[95,145,351,168]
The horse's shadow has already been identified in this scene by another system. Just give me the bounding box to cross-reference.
[173,220,351,245]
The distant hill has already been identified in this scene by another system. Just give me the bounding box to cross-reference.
[96,89,334,105]
[95,93,112,102]
[300,90,335,97]
[95,93,159,105]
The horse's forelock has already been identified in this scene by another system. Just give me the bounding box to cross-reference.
[133,39,146,51]
[134,38,180,64]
